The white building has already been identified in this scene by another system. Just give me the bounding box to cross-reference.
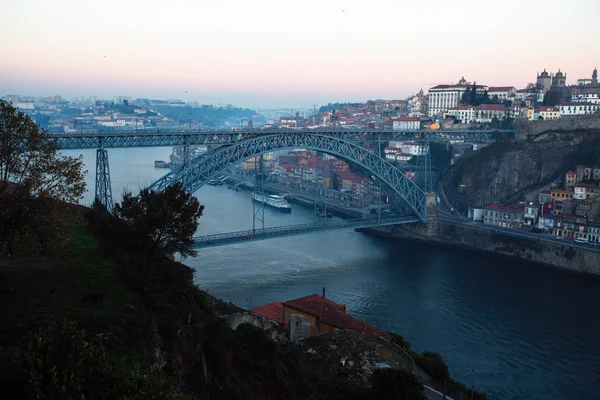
[558,103,599,116]
[538,106,560,120]
[487,86,517,102]
[384,147,412,162]
[427,77,488,117]
[446,105,474,124]
[392,117,420,130]
[570,93,600,104]
[574,186,587,200]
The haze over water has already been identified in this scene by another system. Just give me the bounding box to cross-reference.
[71,147,600,400]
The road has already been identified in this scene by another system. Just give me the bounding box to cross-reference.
[437,211,600,252]
[424,385,454,400]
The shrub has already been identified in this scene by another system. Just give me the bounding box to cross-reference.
[370,368,426,400]
[17,320,180,399]
[414,351,450,382]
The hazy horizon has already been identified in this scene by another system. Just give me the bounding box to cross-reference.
[2,0,599,109]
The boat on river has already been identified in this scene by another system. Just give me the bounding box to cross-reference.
[252,193,292,212]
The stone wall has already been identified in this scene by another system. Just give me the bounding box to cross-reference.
[368,221,600,275]
[223,312,288,343]
[515,114,600,141]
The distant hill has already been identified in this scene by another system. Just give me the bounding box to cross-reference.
[153,105,265,128]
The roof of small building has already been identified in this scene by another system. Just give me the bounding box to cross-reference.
[251,302,284,324]
[488,86,515,92]
[476,104,505,111]
[485,204,524,213]
[283,294,391,339]
[565,171,576,175]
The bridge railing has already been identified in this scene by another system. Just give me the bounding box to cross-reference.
[52,129,514,149]
[193,216,419,248]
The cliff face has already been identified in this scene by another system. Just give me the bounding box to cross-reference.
[442,129,600,212]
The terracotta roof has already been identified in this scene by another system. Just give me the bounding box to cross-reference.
[397,116,420,121]
[283,294,391,340]
[551,189,574,194]
[565,171,576,175]
[539,106,559,112]
[477,104,505,111]
[486,204,524,213]
[488,86,515,92]
[251,302,284,324]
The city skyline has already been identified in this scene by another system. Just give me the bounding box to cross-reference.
[1,0,599,108]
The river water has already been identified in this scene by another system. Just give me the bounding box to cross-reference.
[70,147,600,400]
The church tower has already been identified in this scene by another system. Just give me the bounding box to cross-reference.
[593,67,598,84]
[537,69,552,94]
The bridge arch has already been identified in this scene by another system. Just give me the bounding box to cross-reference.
[147,133,427,222]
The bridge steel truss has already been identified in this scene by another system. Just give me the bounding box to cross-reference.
[52,128,513,149]
[193,216,420,248]
[147,133,428,222]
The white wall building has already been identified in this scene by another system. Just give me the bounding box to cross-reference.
[446,106,474,124]
[427,78,488,117]
[570,93,600,104]
[384,147,412,162]
[538,106,560,120]
[487,86,517,102]
[558,103,599,116]
[392,117,420,130]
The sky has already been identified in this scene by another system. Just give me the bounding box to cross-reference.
[1,0,599,109]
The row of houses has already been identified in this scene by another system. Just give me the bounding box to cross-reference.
[469,182,600,242]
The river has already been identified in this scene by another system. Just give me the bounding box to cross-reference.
[69,147,600,400]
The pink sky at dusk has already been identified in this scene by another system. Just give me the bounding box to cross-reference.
[1,0,599,108]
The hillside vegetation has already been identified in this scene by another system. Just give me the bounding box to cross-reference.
[442,129,600,212]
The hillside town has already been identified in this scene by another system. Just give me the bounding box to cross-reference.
[468,164,600,244]
[3,67,600,236]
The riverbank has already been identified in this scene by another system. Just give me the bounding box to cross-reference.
[361,219,600,276]
[225,175,365,219]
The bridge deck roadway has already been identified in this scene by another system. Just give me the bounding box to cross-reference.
[193,216,419,248]
[52,129,513,149]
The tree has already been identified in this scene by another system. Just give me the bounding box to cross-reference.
[0,100,86,255]
[543,90,562,106]
[460,87,472,105]
[123,99,129,107]
[114,182,204,258]
[370,368,426,400]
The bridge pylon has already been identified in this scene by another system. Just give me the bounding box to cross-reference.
[95,148,113,210]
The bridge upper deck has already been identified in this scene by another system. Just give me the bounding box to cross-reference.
[52,128,513,149]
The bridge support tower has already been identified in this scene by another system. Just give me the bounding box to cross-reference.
[95,148,113,210]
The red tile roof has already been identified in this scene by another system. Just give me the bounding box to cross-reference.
[565,171,576,175]
[486,204,524,213]
[251,302,284,324]
[477,104,505,111]
[488,86,515,92]
[398,116,420,121]
[283,294,391,340]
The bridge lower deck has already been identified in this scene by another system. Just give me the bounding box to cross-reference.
[193,216,419,248]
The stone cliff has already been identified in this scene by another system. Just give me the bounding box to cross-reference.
[442,126,600,212]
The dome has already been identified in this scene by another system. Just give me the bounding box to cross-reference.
[555,70,564,78]
[539,69,550,78]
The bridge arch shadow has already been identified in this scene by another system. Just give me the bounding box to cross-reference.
[147,133,427,222]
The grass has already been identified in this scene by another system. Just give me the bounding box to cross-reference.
[0,223,154,370]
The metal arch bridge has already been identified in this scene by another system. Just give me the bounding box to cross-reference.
[193,216,419,248]
[146,133,428,222]
[51,128,514,149]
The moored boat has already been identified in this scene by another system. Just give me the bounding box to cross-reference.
[252,192,292,212]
